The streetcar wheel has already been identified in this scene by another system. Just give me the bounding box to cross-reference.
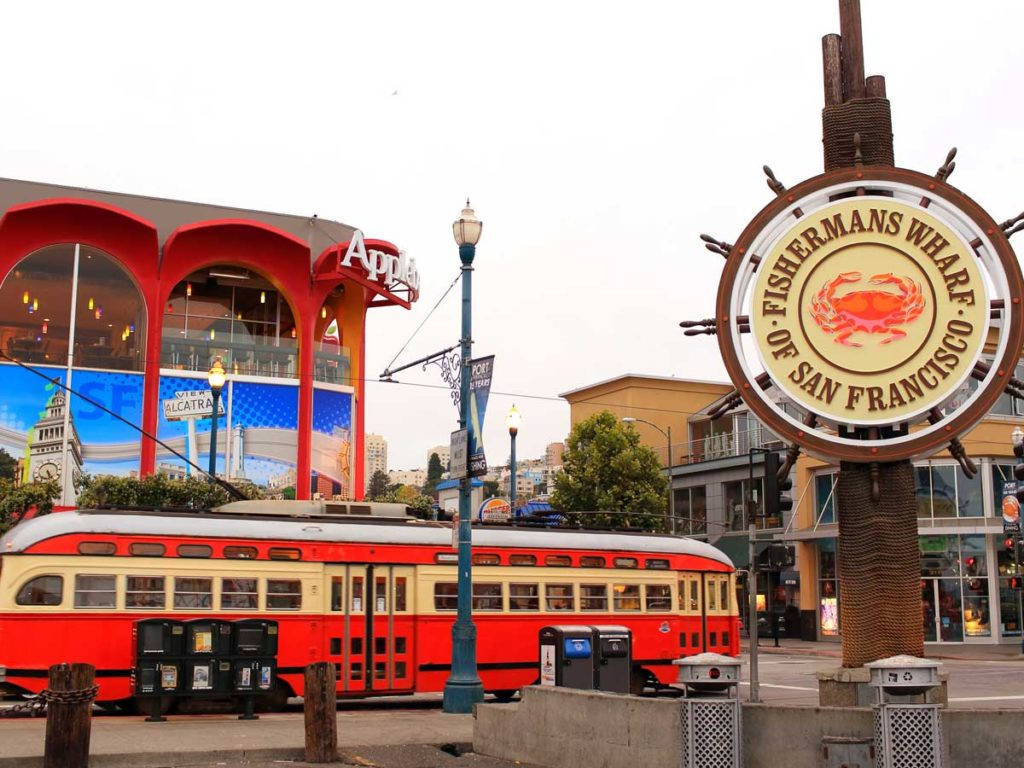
[491,689,518,702]
[131,696,174,716]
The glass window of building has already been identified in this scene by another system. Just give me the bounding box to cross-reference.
[915,463,983,520]
[314,310,351,385]
[723,478,765,530]
[675,486,707,535]
[920,534,989,642]
[0,244,145,371]
[814,473,837,525]
[990,361,1024,416]
[161,269,297,378]
[818,540,839,637]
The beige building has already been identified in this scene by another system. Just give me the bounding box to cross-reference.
[364,433,388,491]
[427,444,450,469]
[545,442,565,467]
[389,468,426,488]
[562,370,1024,645]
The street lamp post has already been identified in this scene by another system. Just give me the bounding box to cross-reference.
[443,201,485,714]
[622,417,675,534]
[207,357,226,481]
[507,405,521,512]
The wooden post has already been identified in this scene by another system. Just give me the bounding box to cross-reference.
[865,74,887,98]
[43,662,94,768]
[304,662,337,763]
[821,33,843,107]
[838,0,865,99]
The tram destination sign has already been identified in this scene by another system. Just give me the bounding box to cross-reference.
[162,390,225,422]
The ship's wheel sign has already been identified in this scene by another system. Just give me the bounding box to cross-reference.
[712,166,1024,463]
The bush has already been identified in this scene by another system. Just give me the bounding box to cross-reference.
[0,479,60,534]
[76,474,254,510]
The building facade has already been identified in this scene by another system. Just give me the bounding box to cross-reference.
[545,441,565,468]
[563,372,1024,645]
[427,445,450,469]
[389,468,426,488]
[0,177,418,503]
[364,433,388,490]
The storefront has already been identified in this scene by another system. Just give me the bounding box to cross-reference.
[805,459,1023,644]
[0,178,418,503]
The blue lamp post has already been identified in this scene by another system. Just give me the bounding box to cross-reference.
[507,404,521,512]
[443,201,485,713]
[207,356,226,480]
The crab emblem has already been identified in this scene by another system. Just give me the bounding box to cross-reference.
[809,271,925,346]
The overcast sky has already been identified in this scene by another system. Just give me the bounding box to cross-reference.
[3,1,1023,470]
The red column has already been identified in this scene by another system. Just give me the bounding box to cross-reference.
[354,317,366,501]
[295,314,315,500]
[139,286,163,475]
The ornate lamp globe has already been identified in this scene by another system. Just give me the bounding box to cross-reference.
[506,404,521,437]
[208,356,227,392]
[452,200,483,247]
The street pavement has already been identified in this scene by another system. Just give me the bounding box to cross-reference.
[738,639,1024,708]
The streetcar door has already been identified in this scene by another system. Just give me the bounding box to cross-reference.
[367,565,415,692]
[325,565,369,692]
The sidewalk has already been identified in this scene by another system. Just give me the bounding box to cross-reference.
[741,637,1024,661]
[0,708,474,767]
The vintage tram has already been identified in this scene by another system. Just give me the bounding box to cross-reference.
[0,500,739,709]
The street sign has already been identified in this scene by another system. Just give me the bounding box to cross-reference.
[162,390,225,422]
[467,356,494,477]
[450,429,468,479]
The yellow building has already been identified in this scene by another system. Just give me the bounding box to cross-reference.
[562,370,1024,645]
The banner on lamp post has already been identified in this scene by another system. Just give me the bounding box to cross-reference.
[467,356,494,477]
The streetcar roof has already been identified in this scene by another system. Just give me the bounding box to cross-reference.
[0,510,734,567]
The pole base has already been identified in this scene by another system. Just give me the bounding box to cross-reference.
[442,678,484,714]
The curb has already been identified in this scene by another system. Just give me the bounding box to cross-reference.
[742,644,1024,663]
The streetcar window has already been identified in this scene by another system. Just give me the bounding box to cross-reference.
[613,557,638,569]
[375,637,386,655]
[221,578,258,609]
[177,544,212,558]
[545,584,575,612]
[645,584,672,611]
[350,663,363,680]
[224,546,258,559]
[331,577,344,611]
[579,556,605,568]
[645,558,670,570]
[690,580,699,611]
[268,547,301,561]
[266,579,302,610]
[352,576,363,612]
[544,555,571,566]
[395,661,407,678]
[126,576,165,608]
[129,543,165,557]
[472,583,503,611]
[434,582,458,610]
[720,580,730,612]
[374,576,387,612]
[74,574,116,608]
[16,575,63,606]
[722,631,730,647]
[509,554,536,566]
[351,637,362,654]
[330,638,341,655]
[707,582,718,611]
[679,632,687,648]
[612,584,641,611]
[395,637,407,654]
[509,583,539,611]
[174,577,212,609]
[394,577,407,612]
[78,541,116,556]
[580,584,608,611]
[472,553,501,565]
[374,662,386,680]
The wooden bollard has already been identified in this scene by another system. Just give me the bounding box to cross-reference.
[43,662,95,768]
[304,662,337,763]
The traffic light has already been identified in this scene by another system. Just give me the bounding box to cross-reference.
[1010,576,1023,591]
[764,452,793,521]
[1007,537,1018,555]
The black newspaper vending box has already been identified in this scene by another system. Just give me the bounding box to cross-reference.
[134,619,185,698]
[591,625,632,694]
[184,619,233,656]
[233,619,279,656]
[538,625,596,690]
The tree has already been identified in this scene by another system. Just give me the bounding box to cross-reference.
[75,474,258,509]
[0,448,17,481]
[424,453,444,497]
[482,479,500,498]
[550,410,668,531]
[367,470,390,500]
[0,479,59,534]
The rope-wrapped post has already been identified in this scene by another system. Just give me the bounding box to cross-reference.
[43,662,96,768]
[304,662,337,763]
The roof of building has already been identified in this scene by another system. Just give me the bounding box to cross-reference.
[559,373,731,399]
[435,478,485,491]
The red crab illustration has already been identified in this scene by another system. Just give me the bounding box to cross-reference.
[809,271,925,346]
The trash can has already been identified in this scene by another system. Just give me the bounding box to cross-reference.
[673,653,742,768]
[539,625,596,690]
[866,655,944,768]
[591,625,631,694]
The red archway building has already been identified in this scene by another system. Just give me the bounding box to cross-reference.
[0,178,417,502]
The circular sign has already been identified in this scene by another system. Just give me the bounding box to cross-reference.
[1002,494,1020,526]
[478,497,512,522]
[751,197,988,425]
[716,167,1024,462]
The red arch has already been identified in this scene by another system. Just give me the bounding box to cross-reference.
[158,220,317,497]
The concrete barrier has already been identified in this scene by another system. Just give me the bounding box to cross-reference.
[473,686,1024,768]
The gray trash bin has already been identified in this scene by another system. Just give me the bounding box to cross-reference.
[591,625,631,694]
[539,625,596,690]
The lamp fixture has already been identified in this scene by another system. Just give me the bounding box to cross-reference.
[452,199,483,247]
[321,307,327,319]
[207,356,226,392]
[186,283,192,297]
[260,291,266,304]
[88,297,94,310]
[22,291,28,304]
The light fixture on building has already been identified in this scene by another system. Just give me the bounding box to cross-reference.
[129,323,135,333]
[31,298,38,311]
[186,283,192,297]
[42,322,48,334]
[210,329,216,341]
[22,291,29,304]
[260,291,266,304]
[88,297,94,310]
[291,327,297,338]
[321,307,327,319]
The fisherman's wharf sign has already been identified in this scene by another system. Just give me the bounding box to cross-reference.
[715,166,1024,462]
[752,197,987,425]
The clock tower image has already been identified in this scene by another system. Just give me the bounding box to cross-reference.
[26,389,83,502]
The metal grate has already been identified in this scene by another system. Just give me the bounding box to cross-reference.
[874,705,943,768]
[681,699,740,768]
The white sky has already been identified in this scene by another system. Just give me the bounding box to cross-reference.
[3,1,1023,469]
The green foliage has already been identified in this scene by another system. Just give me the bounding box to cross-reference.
[377,484,435,516]
[550,410,668,532]
[75,474,255,510]
[281,486,296,500]
[482,479,500,498]
[0,479,59,533]
[367,470,390,500]
[0,448,17,481]
[424,453,445,496]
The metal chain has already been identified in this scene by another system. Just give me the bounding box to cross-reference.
[0,685,99,718]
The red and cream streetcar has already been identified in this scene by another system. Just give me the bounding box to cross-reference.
[0,501,738,709]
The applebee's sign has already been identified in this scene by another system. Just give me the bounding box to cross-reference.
[341,230,420,295]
